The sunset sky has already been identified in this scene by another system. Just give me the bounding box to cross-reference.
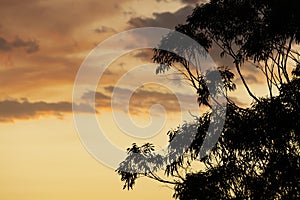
[0,0,272,199]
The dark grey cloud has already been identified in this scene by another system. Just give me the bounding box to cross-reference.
[128,5,193,29]
[0,98,94,122]
[94,26,117,34]
[0,36,39,53]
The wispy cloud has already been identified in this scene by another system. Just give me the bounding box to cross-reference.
[94,26,117,34]
[0,36,39,53]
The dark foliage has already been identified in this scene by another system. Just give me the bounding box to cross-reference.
[173,78,300,199]
[117,0,300,199]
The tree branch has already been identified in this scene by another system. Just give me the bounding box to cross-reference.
[235,61,260,102]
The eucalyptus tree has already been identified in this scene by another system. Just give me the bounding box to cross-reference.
[117,0,300,199]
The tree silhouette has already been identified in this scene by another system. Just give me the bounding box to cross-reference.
[117,0,300,199]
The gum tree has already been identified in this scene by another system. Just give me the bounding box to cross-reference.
[117,0,300,199]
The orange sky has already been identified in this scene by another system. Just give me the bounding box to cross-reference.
[0,0,275,199]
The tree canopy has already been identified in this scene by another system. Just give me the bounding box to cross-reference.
[117,0,300,199]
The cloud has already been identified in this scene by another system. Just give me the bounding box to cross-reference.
[156,0,205,4]
[235,73,262,85]
[227,96,250,108]
[0,0,128,36]
[180,0,205,4]
[133,49,153,61]
[0,98,94,122]
[155,0,169,2]
[0,36,39,53]
[0,37,11,51]
[81,90,111,108]
[128,5,193,29]
[243,74,259,84]
[94,26,117,34]
[0,0,137,97]
[82,85,198,115]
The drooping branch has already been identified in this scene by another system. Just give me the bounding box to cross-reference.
[234,61,260,103]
